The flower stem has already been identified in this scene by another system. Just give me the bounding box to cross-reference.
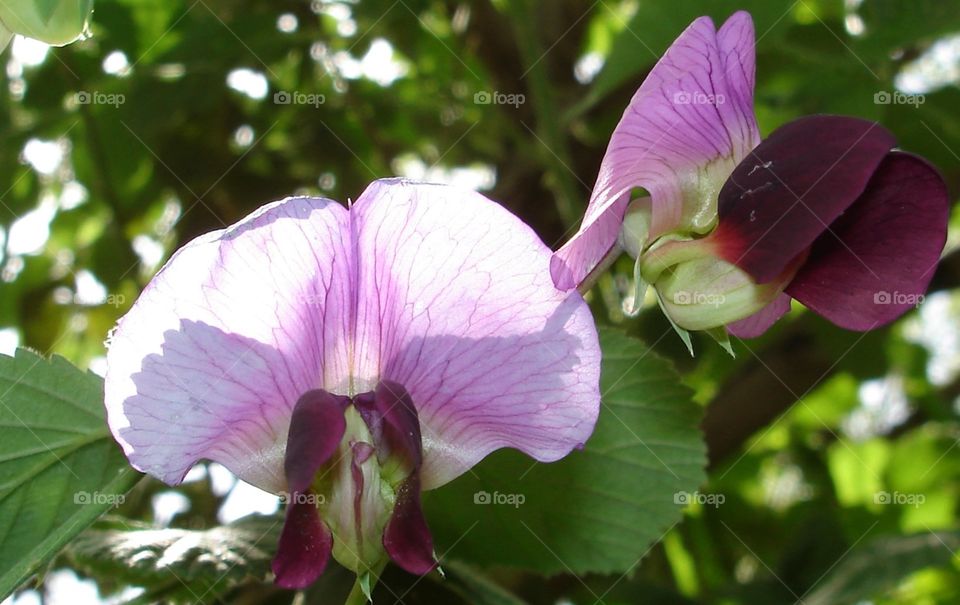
[343,561,387,605]
[344,580,368,605]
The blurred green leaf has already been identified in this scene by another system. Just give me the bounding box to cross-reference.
[827,438,890,508]
[423,328,706,575]
[855,0,960,59]
[0,348,141,600]
[440,561,527,605]
[805,531,960,605]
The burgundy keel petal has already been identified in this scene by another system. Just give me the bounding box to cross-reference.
[273,390,349,589]
[382,474,436,575]
[273,496,334,589]
[285,390,350,493]
[712,115,896,282]
[355,381,437,574]
[786,151,949,330]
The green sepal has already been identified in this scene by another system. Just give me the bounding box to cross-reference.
[656,291,694,356]
[705,327,736,358]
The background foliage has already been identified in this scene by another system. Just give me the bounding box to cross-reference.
[1,0,959,603]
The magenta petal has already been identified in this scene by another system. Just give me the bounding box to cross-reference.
[716,11,759,153]
[273,496,334,589]
[713,115,896,283]
[550,194,628,290]
[382,474,436,575]
[551,11,760,288]
[351,180,600,489]
[285,390,349,493]
[727,292,792,338]
[104,198,353,493]
[785,152,949,330]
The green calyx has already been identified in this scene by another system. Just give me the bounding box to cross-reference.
[654,254,787,331]
[623,233,793,353]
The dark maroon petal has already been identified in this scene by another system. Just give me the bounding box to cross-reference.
[727,292,793,338]
[285,389,350,493]
[273,495,333,589]
[355,381,437,574]
[273,391,347,589]
[382,474,436,575]
[354,381,423,471]
[712,115,896,282]
[786,151,949,330]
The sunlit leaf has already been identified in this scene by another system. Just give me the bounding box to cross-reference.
[64,516,280,604]
[0,349,141,600]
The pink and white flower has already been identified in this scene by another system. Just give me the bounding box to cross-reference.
[552,12,948,344]
[105,179,601,588]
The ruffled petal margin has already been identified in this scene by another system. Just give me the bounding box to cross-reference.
[351,180,601,489]
[105,198,353,492]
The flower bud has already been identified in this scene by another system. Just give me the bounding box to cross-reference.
[639,238,795,333]
[655,256,787,331]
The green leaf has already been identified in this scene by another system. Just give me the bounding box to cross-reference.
[0,349,142,600]
[805,531,960,605]
[855,0,960,60]
[423,328,706,575]
[439,561,528,605]
[64,516,282,604]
